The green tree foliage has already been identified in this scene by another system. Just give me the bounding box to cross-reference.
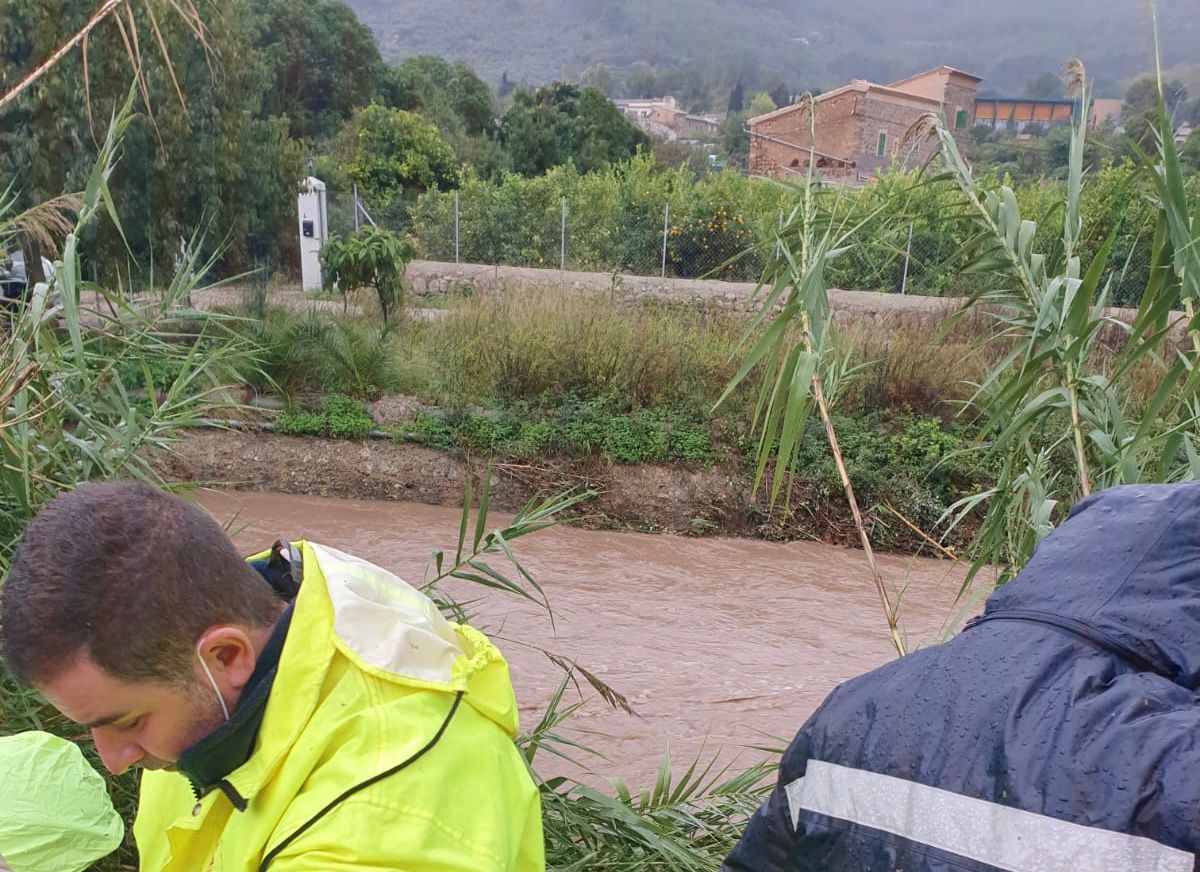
[0,0,304,276]
[616,61,712,109]
[747,92,777,118]
[720,112,750,170]
[376,55,503,178]
[767,82,792,109]
[579,63,616,97]
[500,83,649,176]
[498,70,515,99]
[1182,129,1200,173]
[382,55,495,136]
[256,0,384,141]
[727,80,745,113]
[327,104,459,219]
[319,225,415,323]
[1123,76,1188,149]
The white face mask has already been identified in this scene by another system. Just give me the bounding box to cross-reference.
[195,641,231,723]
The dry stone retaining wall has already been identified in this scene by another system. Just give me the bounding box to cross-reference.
[404,259,1177,341]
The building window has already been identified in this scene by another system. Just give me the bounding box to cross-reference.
[876,131,887,156]
[955,108,968,129]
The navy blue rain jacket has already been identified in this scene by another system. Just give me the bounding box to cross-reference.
[725,483,1200,872]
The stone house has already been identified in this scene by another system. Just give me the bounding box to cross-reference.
[615,96,722,142]
[747,66,981,182]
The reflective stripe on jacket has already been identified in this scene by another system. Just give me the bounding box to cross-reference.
[134,541,544,871]
[725,484,1200,871]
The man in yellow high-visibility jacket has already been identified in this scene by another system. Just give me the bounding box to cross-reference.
[0,481,544,871]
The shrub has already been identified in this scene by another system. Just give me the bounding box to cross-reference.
[319,226,415,323]
[274,394,373,439]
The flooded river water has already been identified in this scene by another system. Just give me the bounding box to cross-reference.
[199,489,971,786]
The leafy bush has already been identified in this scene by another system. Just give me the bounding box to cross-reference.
[319,226,415,323]
[774,413,993,549]
[273,409,326,436]
[274,394,374,439]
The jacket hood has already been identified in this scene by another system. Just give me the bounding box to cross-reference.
[981,482,1200,688]
[306,542,520,736]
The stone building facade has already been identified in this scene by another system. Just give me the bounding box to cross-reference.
[614,97,722,143]
[748,66,981,182]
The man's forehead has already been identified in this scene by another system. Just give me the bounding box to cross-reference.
[38,653,140,725]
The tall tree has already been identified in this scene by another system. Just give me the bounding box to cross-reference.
[767,82,792,109]
[329,104,459,216]
[0,0,301,275]
[580,63,615,97]
[501,83,648,176]
[256,0,383,142]
[1123,76,1188,149]
[728,80,745,113]
[721,112,750,170]
[382,56,495,137]
[748,91,777,118]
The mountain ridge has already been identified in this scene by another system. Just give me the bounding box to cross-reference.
[344,0,1200,101]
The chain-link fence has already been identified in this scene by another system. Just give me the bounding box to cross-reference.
[410,191,762,281]
[323,174,1157,303]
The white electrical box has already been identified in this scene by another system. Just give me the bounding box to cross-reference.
[297,176,328,291]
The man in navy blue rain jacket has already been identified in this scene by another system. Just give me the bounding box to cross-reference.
[725,483,1200,871]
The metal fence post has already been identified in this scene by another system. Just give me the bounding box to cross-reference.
[560,196,567,272]
[900,221,914,295]
[352,184,360,232]
[454,190,460,264]
[661,202,670,278]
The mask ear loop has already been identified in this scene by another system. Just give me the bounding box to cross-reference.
[196,641,231,722]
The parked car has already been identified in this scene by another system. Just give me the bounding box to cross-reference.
[0,250,28,305]
[0,252,55,308]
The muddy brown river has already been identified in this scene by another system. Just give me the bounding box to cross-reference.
[199,489,972,787]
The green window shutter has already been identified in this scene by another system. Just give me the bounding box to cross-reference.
[955,109,968,129]
[876,131,887,156]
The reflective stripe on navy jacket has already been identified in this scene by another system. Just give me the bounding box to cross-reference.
[725,484,1200,871]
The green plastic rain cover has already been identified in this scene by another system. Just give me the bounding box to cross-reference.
[0,732,123,872]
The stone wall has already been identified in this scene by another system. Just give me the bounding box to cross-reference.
[407,258,961,329]
[942,78,978,147]
[858,93,939,166]
[748,91,862,179]
[404,258,1185,343]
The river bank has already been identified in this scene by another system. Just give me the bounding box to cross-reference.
[152,422,979,552]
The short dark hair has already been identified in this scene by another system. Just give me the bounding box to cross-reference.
[1,481,281,686]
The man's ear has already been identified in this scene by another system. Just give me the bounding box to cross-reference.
[195,626,258,693]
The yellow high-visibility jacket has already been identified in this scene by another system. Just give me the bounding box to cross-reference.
[133,542,545,871]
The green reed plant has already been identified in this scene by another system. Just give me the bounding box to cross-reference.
[716,94,907,656]
[930,54,1200,588]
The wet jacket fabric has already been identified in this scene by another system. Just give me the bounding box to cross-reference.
[133,541,544,872]
[725,483,1200,871]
